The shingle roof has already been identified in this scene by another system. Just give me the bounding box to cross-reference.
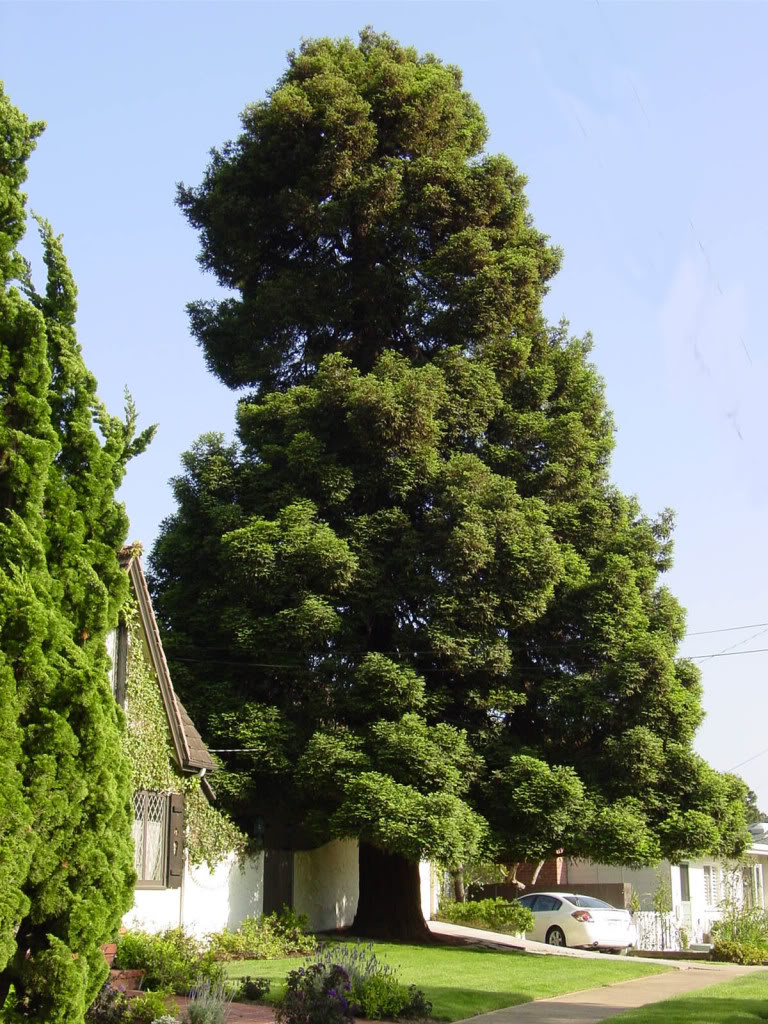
[118,545,217,774]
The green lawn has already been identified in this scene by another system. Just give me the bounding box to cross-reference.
[225,942,672,1020]
[607,971,768,1024]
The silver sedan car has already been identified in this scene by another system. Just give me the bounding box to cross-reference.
[516,892,637,952]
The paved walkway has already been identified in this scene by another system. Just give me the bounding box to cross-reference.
[168,995,274,1022]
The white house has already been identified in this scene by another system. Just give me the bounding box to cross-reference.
[111,546,437,939]
[567,830,768,950]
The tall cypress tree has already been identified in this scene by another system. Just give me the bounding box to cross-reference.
[151,31,748,939]
[0,87,154,1020]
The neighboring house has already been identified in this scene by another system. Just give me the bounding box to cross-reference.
[567,830,768,949]
[111,546,437,938]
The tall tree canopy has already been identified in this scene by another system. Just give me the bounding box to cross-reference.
[153,30,748,939]
[0,87,153,1020]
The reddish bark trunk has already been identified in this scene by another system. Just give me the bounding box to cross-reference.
[352,842,432,942]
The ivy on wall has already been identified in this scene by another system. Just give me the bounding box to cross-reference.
[121,594,247,867]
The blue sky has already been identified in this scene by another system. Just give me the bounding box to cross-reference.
[3,1,767,810]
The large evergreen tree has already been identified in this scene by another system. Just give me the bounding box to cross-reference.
[0,87,153,1020]
[151,31,748,939]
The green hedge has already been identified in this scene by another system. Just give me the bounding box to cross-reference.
[435,898,534,935]
[711,939,768,965]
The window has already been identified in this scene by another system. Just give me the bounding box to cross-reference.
[703,865,721,907]
[679,864,690,903]
[532,895,562,912]
[132,791,185,889]
[108,622,128,707]
[569,896,615,909]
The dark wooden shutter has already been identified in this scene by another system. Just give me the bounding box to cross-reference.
[167,792,185,888]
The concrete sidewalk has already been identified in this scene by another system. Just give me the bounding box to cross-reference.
[451,963,764,1024]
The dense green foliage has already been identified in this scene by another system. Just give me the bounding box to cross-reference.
[710,899,768,950]
[152,29,749,936]
[435,898,534,935]
[711,940,768,966]
[121,590,245,869]
[114,928,223,993]
[206,909,317,962]
[177,28,560,393]
[0,87,153,1020]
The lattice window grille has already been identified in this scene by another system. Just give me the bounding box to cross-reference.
[133,790,168,886]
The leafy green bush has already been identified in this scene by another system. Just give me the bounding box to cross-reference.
[711,939,768,965]
[233,976,272,1001]
[711,903,768,948]
[277,963,354,1024]
[115,929,223,993]
[86,982,129,1024]
[294,942,431,1021]
[125,989,173,1024]
[436,898,534,935]
[207,908,317,961]
[353,974,407,1020]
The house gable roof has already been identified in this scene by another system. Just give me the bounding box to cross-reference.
[119,545,217,775]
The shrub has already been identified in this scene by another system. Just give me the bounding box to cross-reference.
[287,942,432,1021]
[712,939,768,965]
[435,898,534,935]
[86,982,129,1024]
[399,986,433,1020]
[115,929,223,993]
[711,903,768,948]
[125,990,174,1024]
[277,963,354,1024]
[150,1017,180,1024]
[353,975,409,1020]
[183,977,233,1024]
[233,976,272,1001]
[207,907,317,961]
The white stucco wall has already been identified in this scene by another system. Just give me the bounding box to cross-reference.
[419,861,437,920]
[293,840,360,932]
[122,852,264,938]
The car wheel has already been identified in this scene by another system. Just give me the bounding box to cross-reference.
[546,927,567,947]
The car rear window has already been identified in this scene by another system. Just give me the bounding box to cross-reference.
[568,896,617,909]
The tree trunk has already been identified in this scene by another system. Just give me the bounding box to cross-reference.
[0,973,12,1012]
[351,842,432,942]
[451,865,466,902]
[531,859,545,886]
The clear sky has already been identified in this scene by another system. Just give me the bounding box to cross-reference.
[3,1,767,811]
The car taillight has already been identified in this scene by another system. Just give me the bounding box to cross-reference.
[571,910,594,922]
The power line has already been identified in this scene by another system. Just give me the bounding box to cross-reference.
[689,647,768,660]
[686,621,768,637]
[728,747,768,773]
[170,645,768,673]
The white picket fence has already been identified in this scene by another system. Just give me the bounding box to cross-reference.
[632,911,682,951]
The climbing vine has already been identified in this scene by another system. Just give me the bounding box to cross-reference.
[122,593,246,867]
